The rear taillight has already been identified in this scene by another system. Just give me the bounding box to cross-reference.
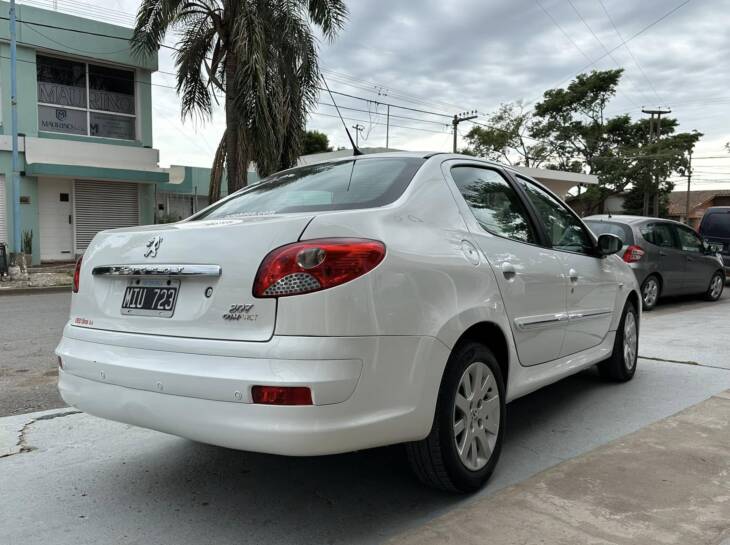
[72,256,83,293]
[623,245,645,263]
[251,386,313,405]
[253,238,385,298]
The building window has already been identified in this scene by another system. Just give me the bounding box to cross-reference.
[37,55,136,140]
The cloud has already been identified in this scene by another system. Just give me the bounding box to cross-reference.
[85,0,730,183]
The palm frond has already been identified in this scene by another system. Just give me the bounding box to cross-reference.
[175,12,218,120]
[131,0,186,56]
[303,0,348,41]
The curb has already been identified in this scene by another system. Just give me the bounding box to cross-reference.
[0,285,71,296]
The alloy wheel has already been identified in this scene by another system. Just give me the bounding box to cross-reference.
[453,361,500,471]
[710,274,724,299]
[623,311,638,371]
[642,278,658,307]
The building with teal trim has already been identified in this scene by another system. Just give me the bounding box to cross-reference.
[0,1,228,264]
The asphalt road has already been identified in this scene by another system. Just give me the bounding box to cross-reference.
[0,292,70,416]
[1,290,730,544]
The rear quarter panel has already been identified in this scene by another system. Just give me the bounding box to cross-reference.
[274,161,513,348]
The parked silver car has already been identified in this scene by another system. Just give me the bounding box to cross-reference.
[585,215,725,310]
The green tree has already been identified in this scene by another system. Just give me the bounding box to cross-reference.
[132,0,347,201]
[302,130,333,155]
[532,70,701,216]
[462,103,548,167]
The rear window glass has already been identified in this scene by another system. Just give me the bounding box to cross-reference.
[195,157,424,219]
[584,220,633,245]
[700,211,730,237]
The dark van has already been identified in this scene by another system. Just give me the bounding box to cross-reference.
[699,207,730,275]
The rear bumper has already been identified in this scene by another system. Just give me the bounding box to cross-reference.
[56,327,450,455]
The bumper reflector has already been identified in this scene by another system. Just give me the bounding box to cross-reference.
[251,386,313,406]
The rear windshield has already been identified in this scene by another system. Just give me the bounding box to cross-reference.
[584,220,633,246]
[195,157,424,219]
[700,211,730,237]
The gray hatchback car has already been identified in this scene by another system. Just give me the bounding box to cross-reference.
[585,215,725,310]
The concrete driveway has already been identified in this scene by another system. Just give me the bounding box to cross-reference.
[1,293,729,544]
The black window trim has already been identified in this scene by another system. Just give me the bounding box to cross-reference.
[672,222,704,253]
[641,221,681,250]
[446,162,550,249]
[509,173,601,258]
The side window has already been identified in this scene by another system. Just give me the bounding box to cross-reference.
[675,225,703,253]
[515,176,594,255]
[450,166,536,243]
[641,223,676,248]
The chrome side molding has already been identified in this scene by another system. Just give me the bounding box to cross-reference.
[514,313,569,330]
[92,264,222,277]
[515,308,612,330]
[567,308,613,322]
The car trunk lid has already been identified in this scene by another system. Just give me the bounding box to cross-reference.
[70,214,313,342]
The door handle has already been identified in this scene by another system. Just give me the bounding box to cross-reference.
[501,262,516,279]
[659,251,667,257]
[686,256,694,262]
[568,268,578,282]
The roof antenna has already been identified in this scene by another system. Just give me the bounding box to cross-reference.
[321,74,363,156]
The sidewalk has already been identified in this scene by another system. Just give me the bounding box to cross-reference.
[0,265,73,294]
[390,390,730,545]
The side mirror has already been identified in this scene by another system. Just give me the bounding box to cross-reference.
[597,233,623,256]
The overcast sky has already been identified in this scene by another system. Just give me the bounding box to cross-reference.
[31,0,730,188]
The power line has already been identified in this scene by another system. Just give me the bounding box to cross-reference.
[19,0,135,27]
[0,15,179,51]
[22,0,479,118]
[597,0,662,104]
[565,0,646,107]
[310,111,449,136]
[524,0,692,106]
[6,6,725,165]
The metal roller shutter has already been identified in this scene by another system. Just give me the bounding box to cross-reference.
[74,181,139,251]
[0,175,7,245]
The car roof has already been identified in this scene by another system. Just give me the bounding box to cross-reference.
[299,151,507,169]
[584,214,688,227]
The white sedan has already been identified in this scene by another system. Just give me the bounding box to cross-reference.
[57,153,639,492]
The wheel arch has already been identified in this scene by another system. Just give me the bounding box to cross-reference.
[626,289,640,316]
[450,321,510,395]
[644,271,663,292]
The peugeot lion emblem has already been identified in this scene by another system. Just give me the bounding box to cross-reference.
[144,236,163,258]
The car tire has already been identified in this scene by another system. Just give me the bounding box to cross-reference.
[703,271,725,301]
[640,275,660,311]
[598,300,639,382]
[406,342,505,493]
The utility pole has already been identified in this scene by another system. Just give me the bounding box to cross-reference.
[452,111,478,153]
[641,107,671,216]
[9,0,21,259]
[351,124,364,147]
[385,105,390,150]
[684,150,693,225]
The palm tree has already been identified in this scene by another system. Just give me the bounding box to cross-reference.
[132,0,347,200]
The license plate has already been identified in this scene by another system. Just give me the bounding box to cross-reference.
[121,279,180,318]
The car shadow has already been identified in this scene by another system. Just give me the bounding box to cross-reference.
[91,368,612,544]
[649,291,725,314]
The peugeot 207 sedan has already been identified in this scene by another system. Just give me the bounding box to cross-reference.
[57,153,640,493]
[585,215,725,311]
